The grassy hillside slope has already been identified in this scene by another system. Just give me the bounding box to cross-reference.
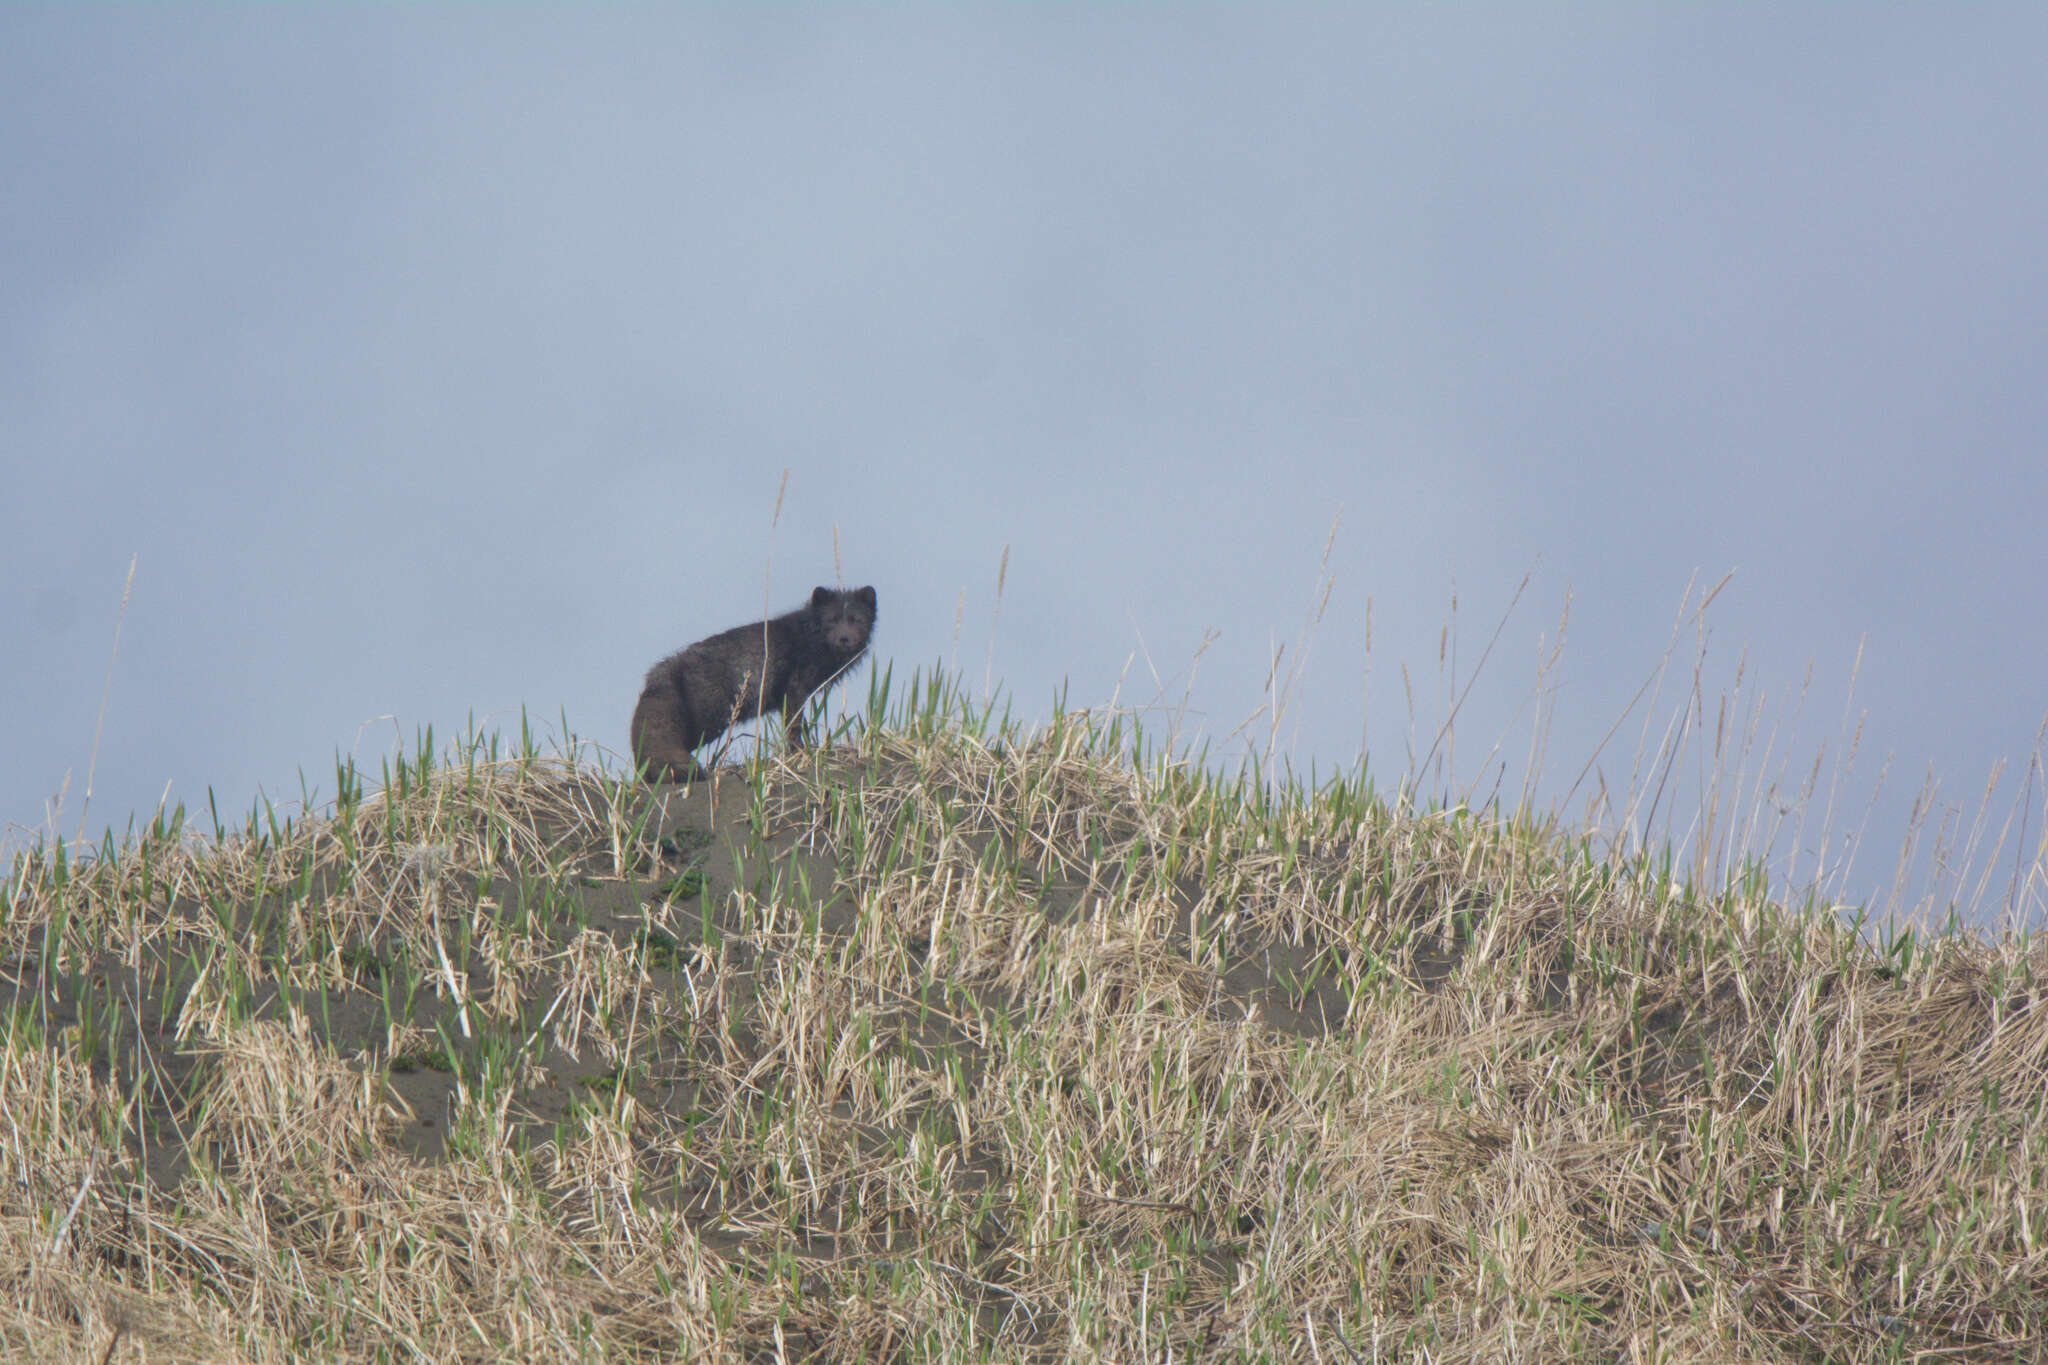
[4,674,2045,1362]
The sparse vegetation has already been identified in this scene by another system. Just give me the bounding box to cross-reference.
[4,666,2046,1362]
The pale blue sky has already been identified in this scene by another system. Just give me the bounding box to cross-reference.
[5,8,2044,928]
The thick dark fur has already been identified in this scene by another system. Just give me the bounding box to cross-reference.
[631,585,877,782]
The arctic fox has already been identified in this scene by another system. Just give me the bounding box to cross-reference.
[630,585,877,782]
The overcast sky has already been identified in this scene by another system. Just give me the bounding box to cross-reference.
[5,8,2044,931]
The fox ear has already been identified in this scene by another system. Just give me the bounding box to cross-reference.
[811,586,834,608]
[854,586,877,610]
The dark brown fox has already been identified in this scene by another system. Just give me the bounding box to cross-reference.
[630,586,877,782]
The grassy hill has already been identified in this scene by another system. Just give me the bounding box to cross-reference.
[4,671,2044,1362]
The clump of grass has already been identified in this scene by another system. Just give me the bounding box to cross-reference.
[2,669,2045,1362]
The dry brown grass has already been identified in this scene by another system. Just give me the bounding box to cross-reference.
[4,680,2046,1362]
